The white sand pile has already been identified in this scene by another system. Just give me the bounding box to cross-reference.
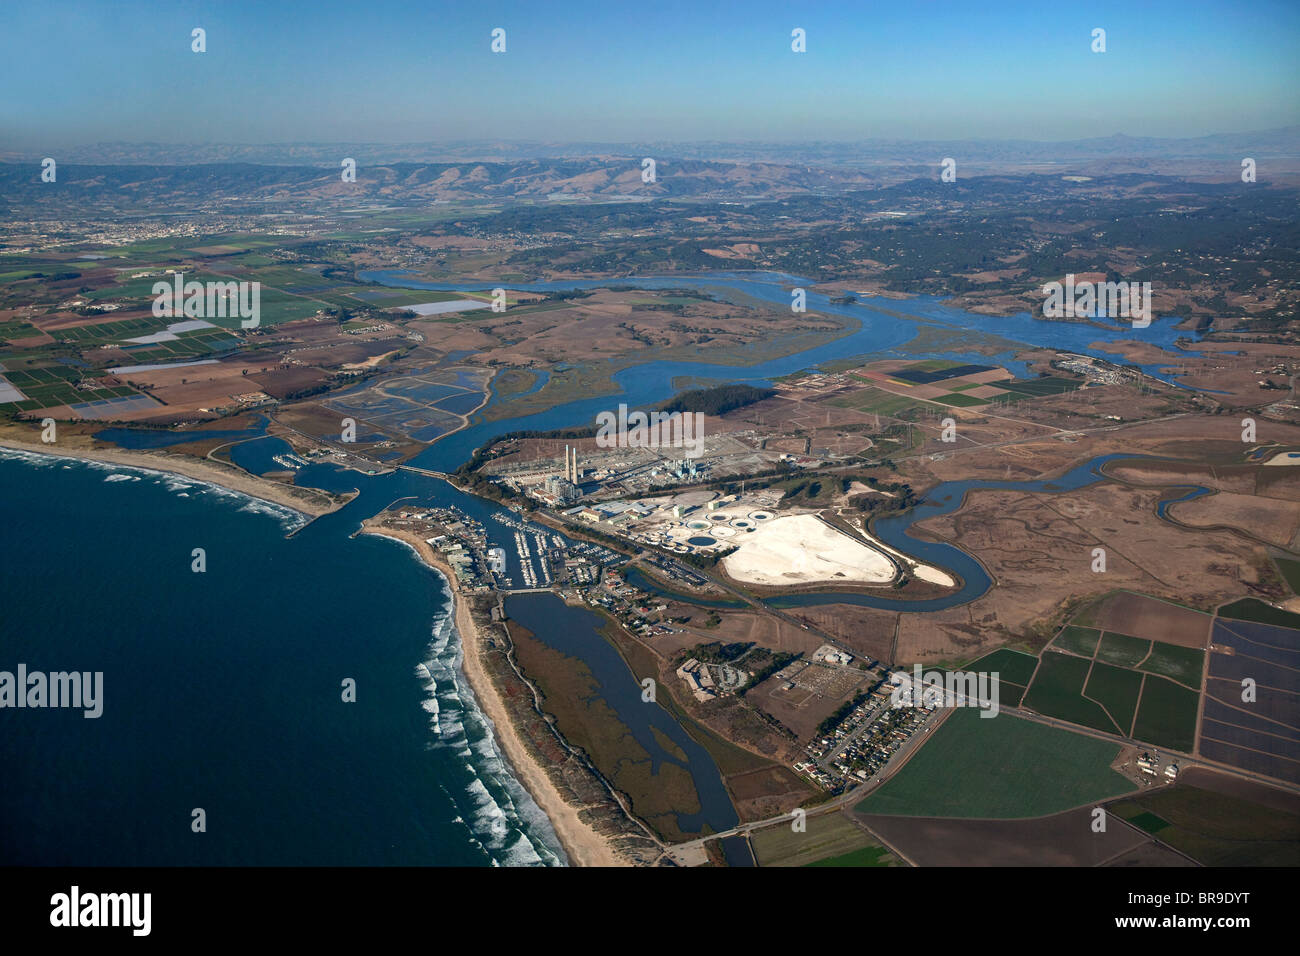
[722,514,895,586]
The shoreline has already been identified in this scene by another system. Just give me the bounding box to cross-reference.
[362,525,627,867]
[0,435,352,518]
[1,432,627,864]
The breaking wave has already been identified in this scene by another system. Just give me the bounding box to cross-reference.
[412,565,567,867]
[0,445,308,533]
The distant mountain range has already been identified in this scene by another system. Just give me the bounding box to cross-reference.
[5,127,1297,169]
[0,158,879,209]
[2,128,1296,213]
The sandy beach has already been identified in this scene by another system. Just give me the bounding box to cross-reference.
[0,434,351,518]
[0,429,626,865]
[363,525,627,867]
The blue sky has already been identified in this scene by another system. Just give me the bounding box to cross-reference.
[2,0,1297,147]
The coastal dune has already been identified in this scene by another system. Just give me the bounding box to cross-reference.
[363,525,629,867]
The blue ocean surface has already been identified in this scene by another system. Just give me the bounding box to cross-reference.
[0,448,565,866]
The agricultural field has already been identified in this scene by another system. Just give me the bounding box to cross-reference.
[860,804,1167,867]
[1104,769,1300,866]
[1218,597,1300,630]
[1129,676,1199,753]
[1096,632,1151,668]
[748,809,897,867]
[0,244,513,425]
[1084,662,1145,735]
[1074,591,1213,649]
[854,708,1133,819]
[963,648,1039,685]
[825,386,920,417]
[1139,642,1205,685]
[806,844,897,867]
[825,359,1082,415]
[1053,625,1102,657]
[895,470,1268,667]
[1275,556,1300,594]
[1023,652,1123,733]
[962,648,1038,708]
[996,377,1082,398]
[1026,599,1207,751]
[1200,614,1300,784]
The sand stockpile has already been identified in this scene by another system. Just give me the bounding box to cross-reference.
[722,514,895,586]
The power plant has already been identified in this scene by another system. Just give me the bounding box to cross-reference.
[564,445,581,484]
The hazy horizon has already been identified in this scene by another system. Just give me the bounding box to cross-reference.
[2,0,1297,150]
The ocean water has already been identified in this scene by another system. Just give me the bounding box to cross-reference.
[0,448,565,866]
[3,272,1198,867]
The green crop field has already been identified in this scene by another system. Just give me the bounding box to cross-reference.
[1053,625,1102,656]
[1138,643,1204,688]
[963,648,1037,703]
[999,376,1081,396]
[1000,683,1026,708]
[940,391,988,407]
[229,288,327,326]
[368,289,466,307]
[1128,810,1172,834]
[854,707,1132,819]
[0,364,89,408]
[1023,651,1122,734]
[1083,661,1144,735]
[1131,675,1199,752]
[84,270,250,302]
[963,648,1039,686]
[0,319,37,338]
[1107,786,1300,865]
[828,388,918,417]
[1096,632,1151,668]
[750,811,880,867]
[1275,557,1300,594]
[4,385,81,407]
[909,359,963,372]
[47,317,160,342]
[76,269,338,328]
[1218,598,1300,630]
[237,265,326,286]
[806,845,896,867]
[4,365,79,384]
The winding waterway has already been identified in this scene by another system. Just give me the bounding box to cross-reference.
[357,269,1199,471]
[231,273,1209,843]
[3,270,1209,865]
